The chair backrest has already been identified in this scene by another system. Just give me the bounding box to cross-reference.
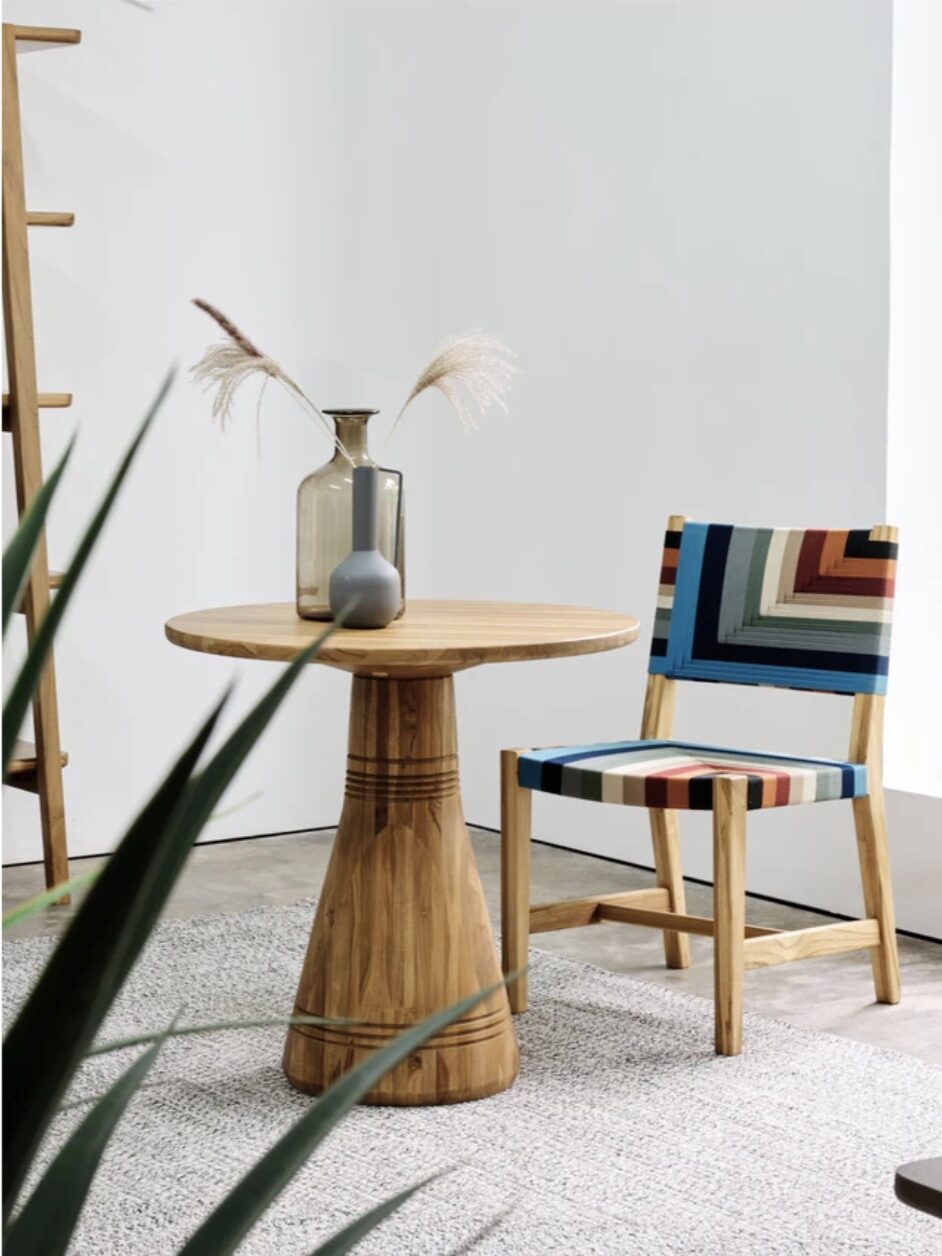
[649,520,897,695]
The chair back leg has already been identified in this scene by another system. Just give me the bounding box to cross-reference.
[648,809,691,969]
[501,749,532,1013]
[713,775,748,1056]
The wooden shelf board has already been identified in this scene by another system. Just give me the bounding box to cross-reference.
[2,392,72,409]
[26,211,74,227]
[2,392,73,432]
[9,26,81,52]
[15,570,64,614]
[6,738,68,777]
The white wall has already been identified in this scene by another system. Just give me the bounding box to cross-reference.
[4,2,938,934]
[420,0,941,937]
[885,0,942,799]
[3,0,441,860]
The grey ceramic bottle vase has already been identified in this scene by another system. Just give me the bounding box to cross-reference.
[329,467,402,628]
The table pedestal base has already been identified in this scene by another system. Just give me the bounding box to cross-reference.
[283,674,519,1105]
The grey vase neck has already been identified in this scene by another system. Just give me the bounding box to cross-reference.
[352,467,380,552]
[329,415,375,467]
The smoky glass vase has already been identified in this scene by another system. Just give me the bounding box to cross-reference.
[296,410,405,621]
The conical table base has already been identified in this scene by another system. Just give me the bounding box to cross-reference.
[283,674,519,1105]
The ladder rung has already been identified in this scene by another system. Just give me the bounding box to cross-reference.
[2,392,72,408]
[7,738,69,773]
[26,212,74,227]
[15,571,64,614]
[5,739,69,792]
[10,26,81,52]
[2,392,72,432]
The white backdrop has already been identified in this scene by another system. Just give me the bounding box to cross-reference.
[885,0,942,800]
[3,1,938,936]
[2,0,441,864]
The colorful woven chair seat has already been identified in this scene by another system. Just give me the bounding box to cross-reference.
[518,739,867,811]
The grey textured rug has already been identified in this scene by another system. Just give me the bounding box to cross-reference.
[4,900,941,1256]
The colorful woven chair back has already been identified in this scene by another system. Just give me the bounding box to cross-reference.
[649,522,896,695]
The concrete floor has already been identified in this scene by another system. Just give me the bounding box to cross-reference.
[4,828,940,1065]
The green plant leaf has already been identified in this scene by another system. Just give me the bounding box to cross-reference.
[3,371,172,777]
[207,789,263,821]
[159,620,342,855]
[1,436,74,637]
[2,616,340,1221]
[57,1086,161,1114]
[447,1206,514,1254]
[2,869,100,930]
[179,980,505,1256]
[2,698,224,1220]
[4,1028,172,1256]
[86,1013,354,1059]
[309,1172,443,1255]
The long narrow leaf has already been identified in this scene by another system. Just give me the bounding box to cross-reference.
[57,1086,161,1115]
[3,617,340,1219]
[4,1029,171,1256]
[179,979,504,1256]
[310,1172,443,1256]
[61,1013,352,1119]
[3,371,173,775]
[207,789,263,821]
[87,1013,353,1058]
[80,617,343,1097]
[2,698,224,1218]
[448,1207,514,1254]
[2,869,100,930]
[150,617,343,880]
[1,437,74,636]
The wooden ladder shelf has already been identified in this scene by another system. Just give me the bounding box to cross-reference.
[2,22,81,894]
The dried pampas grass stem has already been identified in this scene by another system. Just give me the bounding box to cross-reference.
[190,299,352,462]
[384,331,516,450]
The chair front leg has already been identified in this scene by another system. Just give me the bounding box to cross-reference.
[648,808,691,969]
[713,776,748,1056]
[501,749,532,1014]
[853,789,901,1004]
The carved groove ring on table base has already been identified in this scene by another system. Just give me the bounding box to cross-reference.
[282,674,520,1105]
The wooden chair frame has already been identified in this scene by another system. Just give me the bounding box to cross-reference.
[500,517,900,1056]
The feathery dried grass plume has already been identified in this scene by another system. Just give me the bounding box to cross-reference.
[190,299,351,460]
[385,331,516,448]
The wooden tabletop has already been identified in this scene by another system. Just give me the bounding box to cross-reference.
[165,600,641,677]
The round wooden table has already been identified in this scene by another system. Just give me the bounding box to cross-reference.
[165,600,640,1104]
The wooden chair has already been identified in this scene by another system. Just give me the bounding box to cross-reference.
[501,516,900,1055]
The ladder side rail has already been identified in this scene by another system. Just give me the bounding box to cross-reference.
[2,23,70,891]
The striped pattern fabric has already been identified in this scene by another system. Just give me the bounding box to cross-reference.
[518,741,867,812]
[650,524,896,695]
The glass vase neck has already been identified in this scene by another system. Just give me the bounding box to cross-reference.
[326,412,377,466]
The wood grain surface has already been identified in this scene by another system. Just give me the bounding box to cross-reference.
[283,674,519,1104]
[167,597,639,1102]
[166,599,641,677]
